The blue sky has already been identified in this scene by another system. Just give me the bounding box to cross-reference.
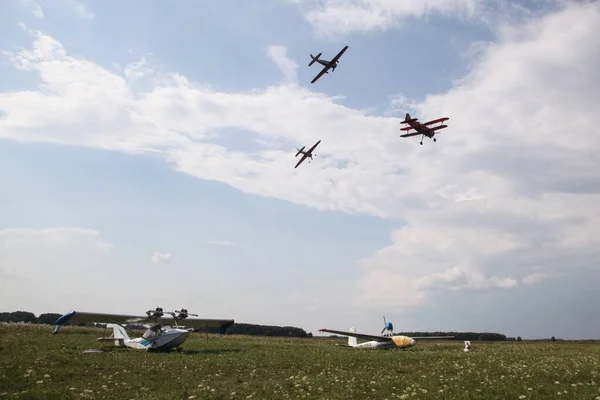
[1,0,599,340]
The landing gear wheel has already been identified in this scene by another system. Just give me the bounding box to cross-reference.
[420,142,423,145]
[433,138,437,142]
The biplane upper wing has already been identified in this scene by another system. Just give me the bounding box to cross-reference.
[52,310,234,333]
[318,328,393,342]
[422,117,449,126]
[311,65,330,84]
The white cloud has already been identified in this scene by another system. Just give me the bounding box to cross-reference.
[291,0,482,37]
[20,0,44,18]
[290,0,570,37]
[124,57,154,80]
[0,2,599,334]
[266,45,299,83]
[207,240,240,248]
[151,252,172,264]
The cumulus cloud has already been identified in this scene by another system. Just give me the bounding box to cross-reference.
[290,0,482,37]
[289,0,569,37]
[0,2,599,333]
[266,45,299,83]
[151,252,172,264]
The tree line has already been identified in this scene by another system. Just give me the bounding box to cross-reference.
[0,311,310,338]
[2,311,547,341]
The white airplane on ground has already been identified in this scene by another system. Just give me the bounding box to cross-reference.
[318,327,454,349]
[52,307,234,352]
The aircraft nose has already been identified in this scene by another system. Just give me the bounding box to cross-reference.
[411,338,416,346]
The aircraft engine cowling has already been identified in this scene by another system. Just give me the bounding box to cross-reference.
[391,336,416,348]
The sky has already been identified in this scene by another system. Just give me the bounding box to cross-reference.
[0,0,599,340]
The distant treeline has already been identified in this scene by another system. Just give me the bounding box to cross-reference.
[1,311,564,341]
[195,323,311,338]
[396,332,508,341]
[0,311,310,338]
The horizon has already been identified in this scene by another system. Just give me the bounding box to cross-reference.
[1,0,599,341]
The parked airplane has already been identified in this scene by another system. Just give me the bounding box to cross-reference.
[52,307,234,351]
[309,46,349,84]
[319,327,453,349]
[399,113,449,145]
[381,316,393,337]
[294,140,321,168]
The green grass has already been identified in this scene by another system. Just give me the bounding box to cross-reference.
[1,323,599,399]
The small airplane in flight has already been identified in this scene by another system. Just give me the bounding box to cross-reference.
[309,45,349,84]
[294,140,321,168]
[52,307,234,352]
[399,113,449,145]
[318,327,453,350]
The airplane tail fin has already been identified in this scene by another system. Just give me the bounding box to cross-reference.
[403,113,418,124]
[295,146,305,157]
[309,53,322,66]
[111,324,130,341]
[348,327,358,347]
[97,323,129,346]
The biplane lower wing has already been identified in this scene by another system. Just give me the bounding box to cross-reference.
[53,310,234,334]
[318,328,393,343]
[399,131,421,137]
[400,124,448,137]
[428,124,448,131]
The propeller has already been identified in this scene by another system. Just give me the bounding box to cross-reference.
[381,316,393,336]
[173,308,198,319]
[146,307,164,318]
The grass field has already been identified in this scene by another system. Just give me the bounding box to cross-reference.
[1,323,599,399]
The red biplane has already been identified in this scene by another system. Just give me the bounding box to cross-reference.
[399,113,449,145]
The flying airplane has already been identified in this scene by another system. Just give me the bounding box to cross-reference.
[318,327,453,350]
[399,113,449,145]
[294,140,321,168]
[309,45,349,84]
[52,307,234,352]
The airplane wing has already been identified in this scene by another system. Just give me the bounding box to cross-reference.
[307,140,321,153]
[428,124,448,132]
[330,45,349,64]
[400,126,414,131]
[422,117,449,126]
[311,65,330,84]
[318,328,393,342]
[295,153,309,168]
[52,310,234,333]
[400,132,422,137]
